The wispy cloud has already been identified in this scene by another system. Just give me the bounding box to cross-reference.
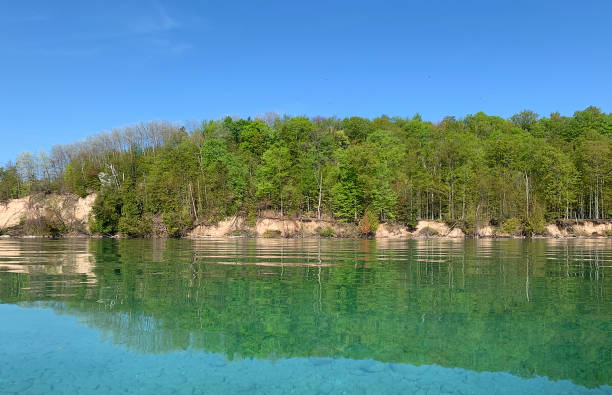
[151,38,193,54]
[130,4,180,35]
[2,14,48,23]
[4,3,197,57]
[36,47,100,57]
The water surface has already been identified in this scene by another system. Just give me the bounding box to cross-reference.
[0,238,610,394]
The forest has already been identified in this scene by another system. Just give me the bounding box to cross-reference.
[0,107,610,237]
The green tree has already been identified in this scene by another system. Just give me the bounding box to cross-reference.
[256,144,292,216]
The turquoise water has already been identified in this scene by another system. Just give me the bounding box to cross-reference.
[0,238,611,394]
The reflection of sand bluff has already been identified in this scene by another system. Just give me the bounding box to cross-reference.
[0,239,95,281]
[0,240,24,272]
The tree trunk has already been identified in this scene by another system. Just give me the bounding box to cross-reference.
[589,186,592,219]
[450,181,454,220]
[317,171,322,220]
[595,178,599,220]
[189,183,198,222]
[462,188,466,220]
[602,179,605,219]
[524,172,529,218]
[197,178,202,216]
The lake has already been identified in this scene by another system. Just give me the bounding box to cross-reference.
[0,238,610,394]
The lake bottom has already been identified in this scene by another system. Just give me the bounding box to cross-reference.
[1,304,608,395]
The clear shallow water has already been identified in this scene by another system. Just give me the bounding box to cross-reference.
[0,238,610,394]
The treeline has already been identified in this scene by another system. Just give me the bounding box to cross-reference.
[0,107,610,236]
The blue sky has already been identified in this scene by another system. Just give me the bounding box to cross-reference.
[1,0,611,161]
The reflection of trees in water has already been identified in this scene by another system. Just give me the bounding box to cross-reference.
[0,238,611,388]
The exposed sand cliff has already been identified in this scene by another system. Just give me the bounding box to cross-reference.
[0,194,96,235]
[189,218,469,239]
[544,221,612,237]
[189,217,611,239]
[1,194,610,239]
[189,216,356,238]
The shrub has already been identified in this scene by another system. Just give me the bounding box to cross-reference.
[317,226,336,238]
[89,190,122,235]
[501,218,522,235]
[20,217,46,235]
[226,229,255,237]
[358,209,379,236]
[18,216,67,237]
[524,214,546,235]
[456,220,474,236]
[46,217,68,237]
[162,208,194,238]
[262,229,282,238]
[118,215,152,238]
[418,226,439,237]
[404,218,418,232]
[246,209,257,228]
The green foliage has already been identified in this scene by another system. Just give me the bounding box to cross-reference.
[0,165,20,201]
[90,190,122,235]
[317,226,336,238]
[15,216,67,237]
[45,217,68,238]
[240,120,274,156]
[358,208,379,236]
[162,208,193,238]
[510,110,539,132]
[117,184,152,237]
[64,162,101,197]
[331,168,360,222]
[501,218,522,235]
[341,117,373,142]
[418,226,439,237]
[262,229,282,238]
[201,138,249,217]
[226,228,255,237]
[256,144,292,214]
[2,108,611,236]
[524,203,547,235]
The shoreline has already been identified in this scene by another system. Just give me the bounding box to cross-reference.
[1,193,611,240]
[1,233,610,241]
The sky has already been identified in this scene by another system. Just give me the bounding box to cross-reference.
[1,0,611,162]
